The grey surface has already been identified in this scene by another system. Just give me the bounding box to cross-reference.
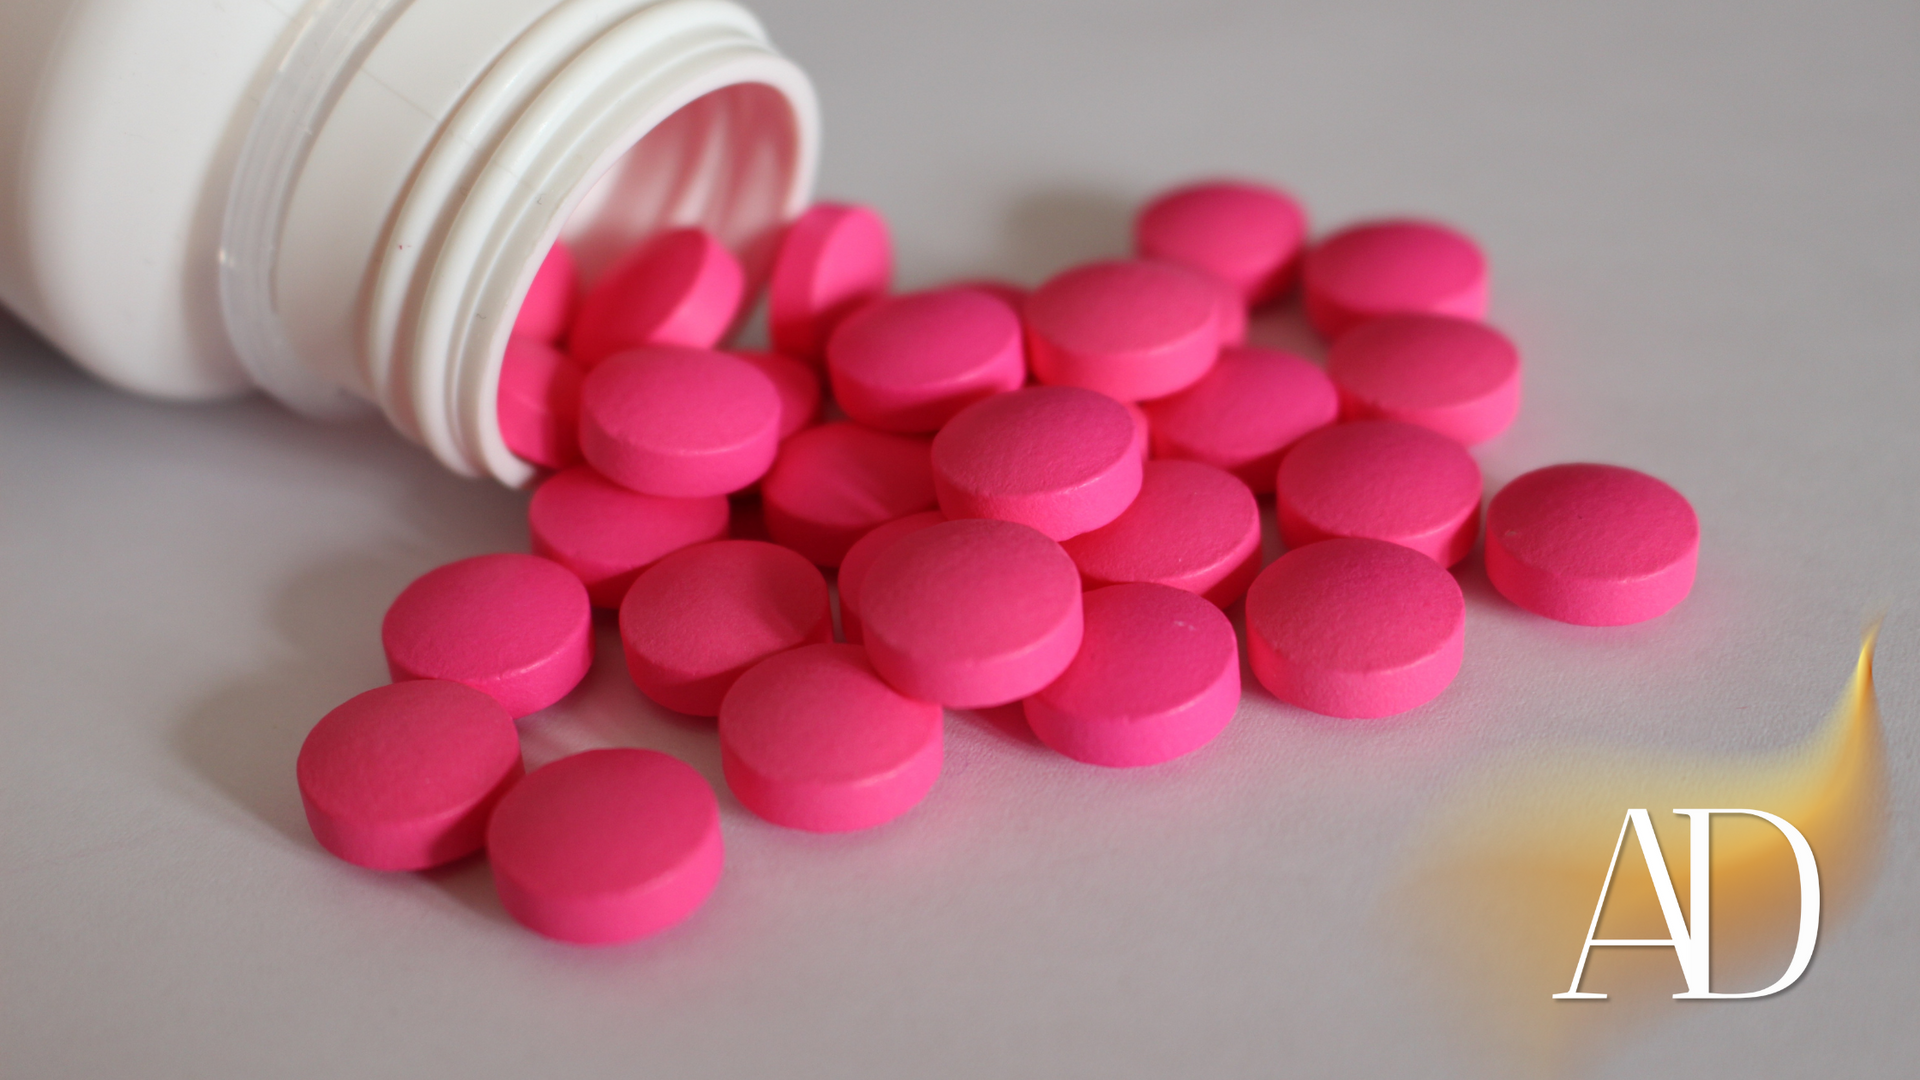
[3,1,1918,1076]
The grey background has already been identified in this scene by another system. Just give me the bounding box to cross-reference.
[3,0,1917,1076]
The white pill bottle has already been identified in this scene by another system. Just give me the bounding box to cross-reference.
[0,0,818,484]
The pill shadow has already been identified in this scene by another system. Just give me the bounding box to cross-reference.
[949,702,1045,749]
[997,187,1134,284]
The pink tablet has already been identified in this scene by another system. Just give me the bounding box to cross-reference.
[528,465,731,607]
[578,346,782,497]
[297,680,523,871]
[769,203,893,364]
[1276,419,1482,566]
[1024,259,1222,401]
[729,350,823,441]
[1060,459,1262,607]
[1484,463,1699,625]
[512,241,577,343]
[1023,583,1240,767]
[859,518,1084,708]
[760,422,937,566]
[496,337,583,470]
[569,228,744,366]
[1327,313,1521,444]
[1135,179,1308,304]
[826,288,1026,433]
[1244,538,1465,718]
[618,540,833,716]
[1303,219,1488,338]
[836,509,947,645]
[382,553,592,717]
[719,643,943,832]
[1143,345,1338,494]
[487,748,722,945]
[931,386,1143,540]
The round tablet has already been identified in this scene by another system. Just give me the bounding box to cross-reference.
[1303,219,1488,338]
[578,346,782,497]
[760,422,937,566]
[1060,460,1262,607]
[496,337,583,470]
[1212,275,1249,345]
[528,465,731,608]
[382,553,592,717]
[1485,464,1699,625]
[836,509,946,645]
[719,644,943,832]
[1123,401,1152,462]
[1276,419,1482,566]
[568,228,744,366]
[487,749,722,945]
[297,680,524,871]
[826,288,1026,433]
[1143,345,1338,494]
[512,241,577,343]
[1023,583,1240,767]
[729,350,822,441]
[1024,259,1222,401]
[1135,179,1308,304]
[931,386,1143,540]
[618,540,833,716]
[769,203,893,364]
[859,518,1083,708]
[1244,538,1465,718]
[1327,313,1521,445]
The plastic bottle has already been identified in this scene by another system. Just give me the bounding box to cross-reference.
[0,0,819,485]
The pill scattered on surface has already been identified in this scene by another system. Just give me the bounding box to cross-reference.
[1143,344,1338,494]
[719,643,943,832]
[769,202,892,364]
[568,228,744,366]
[382,553,593,717]
[1303,219,1487,338]
[496,337,583,469]
[487,748,723,945]
[578,346,782,498]
[826,288,1026,433]
[1245,537,1465,718]
[931,385,1143,540]
[859,518,1084,708]
[527,465,731,607]
[1135,180,1308,304]
[1025,259,1221,401]
[1327,313,1520,445]
[1485,463,1699,625]
[1276,419,1482,566]
[297,679,524,871]
[760,422,937,566]
[835,509,947,645]
[512,241,577,343]
[1060,459,1262,607]
[618,540,833,716]
[729,350,822,441]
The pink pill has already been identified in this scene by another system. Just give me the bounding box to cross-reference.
[578,346,782,497]
[769,203,893,364]
[760,422,937,566]
[1485,463,1699,626]
[512,241,578,343]
[826,288,1026,433]
[527,465,730,608]
[1276,419,1482,566]
[1143,345,1338,494]
[569,228,744,366]
[382,553,592,717]
[1025,259,1221,401]
[1212,274,1249,345]
[729,350,822,441]
[859,518,1083,708]
[836,509,946,645]
[1135,180,1308,304]
[1327,314,1521,445]
[1303,219,1488,338]
[1023,583,1240,767]
[618,539,833,716]
[1124,400,1152,462]
[487,748,722,945]
[1245,537,1465,718]
[719,643,943,832]
[1060,460,1262,607]
[496,337,583,470]
[297,680,524,871]
[931,385,1143,540]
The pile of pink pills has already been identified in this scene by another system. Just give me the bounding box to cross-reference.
[298,181,1699,946]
